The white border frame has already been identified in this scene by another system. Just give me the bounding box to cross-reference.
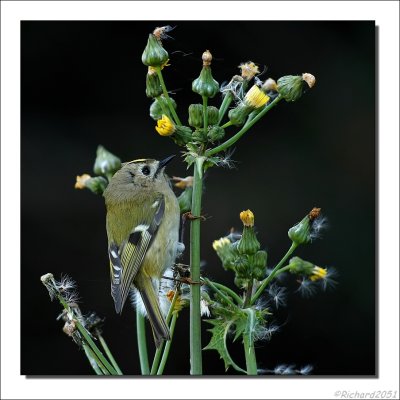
[1,1,399,399]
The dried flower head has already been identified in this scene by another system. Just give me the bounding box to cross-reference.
[172,176,194,189]
[156,114,176,136]
[239,61,260,80]
[308,207,321,220]
[202,50,213,66]
[75,174,91,189]
[302,72,316,88]
[153,25,175,42]
[240,209,255,227]
[261,78,278,92]
[244,85,269,109]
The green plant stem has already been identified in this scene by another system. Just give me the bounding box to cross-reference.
[157,312,178,375]
[203,278,240,309]
[57,295,118,375]
[206,95,283,157]
[155,67,182,126]
[203,279,243,305]
[136,310,150,375]
[242,332,258,375]
[83,342,110,375]
[189,157,204,375]
[97,333,123,375]
[243,279,254,308]
[150,290,179,375]
[218,92,233,125]
[221,121,233,129]
[82,343,103,375]
[203,96,208,132]
[250,241,298,306]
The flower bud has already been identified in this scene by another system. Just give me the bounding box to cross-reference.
[213,237,238,271]
[173,125,193,146]
[145,70,162,98]
[156,114,176,136]
[287,256,315,275]
[309,266,327,281]
[207,106,219,125]
[192,50,219,98]
[192,128,207,143]
[188,104,203,128]
[228,103,253,126]
[141,33,169,67]
[84,176,108,195]
[93,145,121,180]
[207,126,225,142]
[251,250,268,280]
[277,73,315,102]
[237,209,260,255]
[177,186,193,213]
[149,95,177,121]
[288,208,323,245]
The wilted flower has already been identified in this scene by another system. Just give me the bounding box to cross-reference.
[142,32,169,67]
[200,299,211,317]
[192,50,219,98]
[309,266,328,281]
[239,61,260,80]
[172,176,193,189]
[261,78,277,92]
[75,174,91,189]
[156,114,176,136]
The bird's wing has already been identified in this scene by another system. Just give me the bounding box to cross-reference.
[108,196,165,314]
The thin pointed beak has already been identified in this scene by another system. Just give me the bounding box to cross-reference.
[157,154,176,172]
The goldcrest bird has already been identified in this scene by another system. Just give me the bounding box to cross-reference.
[103,155,180,347]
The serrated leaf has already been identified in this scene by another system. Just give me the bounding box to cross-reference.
[203,319,246,374]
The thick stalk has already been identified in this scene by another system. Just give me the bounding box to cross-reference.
[136,310,150,375]
[206,95,283,157]
[250,242,298,305]
[157,313,178,375]
[243,279,254,308]
[155,67,182,126]
[189,157,204,375]
[242,332,258,375]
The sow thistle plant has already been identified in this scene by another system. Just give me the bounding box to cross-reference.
[41,25,333,375]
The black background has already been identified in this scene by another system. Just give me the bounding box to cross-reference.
[21,21,375,375]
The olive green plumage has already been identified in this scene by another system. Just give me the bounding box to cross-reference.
[103,156,180,348]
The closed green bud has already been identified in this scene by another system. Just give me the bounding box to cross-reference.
[234,255,250,276]
[149,95,177,121]
[85,176,108,195]
[141,34,169,67]
[207,106,219,125]
[277,75,307,102]
[287,256,314,275]
[145,71,162,98]
[237,226,260,255]
[228,103,253,126]
[213,237,238,271]
[177,186,193,213]
[288,215,311,245]
[192,50,219,98]
[251,250,267,280]
[188,104,203,128]
[93,145,121,180]
[173,125,193,146]
[192,128,207,143]
[207,126,225,142]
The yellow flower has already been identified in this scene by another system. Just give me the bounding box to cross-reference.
[310,266,328,281]
[240,209,255,227]
[166,290,185,313]
[239,61,260,80]
[212,237,230,251]
[155,114,175,136]
[244,85,269,109]
[74,174,91,189]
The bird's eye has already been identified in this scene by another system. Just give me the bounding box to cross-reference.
[142,166,150,176]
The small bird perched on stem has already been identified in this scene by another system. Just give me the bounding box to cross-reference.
[103,155,180,347]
